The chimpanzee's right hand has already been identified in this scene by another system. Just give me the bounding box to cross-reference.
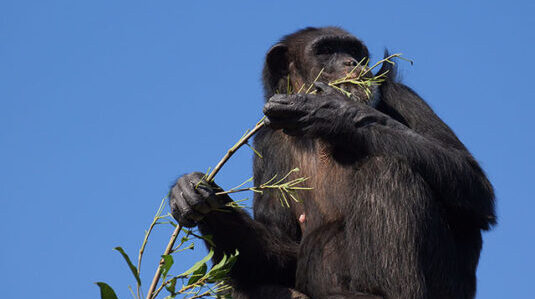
[169,172,231,228]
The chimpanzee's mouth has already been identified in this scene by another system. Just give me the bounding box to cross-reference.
[337,82,373,104]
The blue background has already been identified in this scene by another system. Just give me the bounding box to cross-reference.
[1,1,533,298]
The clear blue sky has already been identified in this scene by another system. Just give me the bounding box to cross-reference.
[1,1,533,298]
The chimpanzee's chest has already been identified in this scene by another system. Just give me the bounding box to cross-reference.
[289,138,362,230]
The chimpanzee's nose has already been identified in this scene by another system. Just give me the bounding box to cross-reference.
[343,58,358,67]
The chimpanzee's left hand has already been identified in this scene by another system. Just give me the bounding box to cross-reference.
[263,82,353,136]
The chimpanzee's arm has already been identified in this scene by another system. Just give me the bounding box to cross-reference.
[336,110,493,226]
[263,83,495,229]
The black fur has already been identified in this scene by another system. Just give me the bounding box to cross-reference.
[169,27,495,299]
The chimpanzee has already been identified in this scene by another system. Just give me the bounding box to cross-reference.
[169,27,496,299]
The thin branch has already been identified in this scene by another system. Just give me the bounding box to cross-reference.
[137,196,167,298]
[145,224,181,299]
[187,290,212,299]
[149,278,169,299]
[206,118,265,183]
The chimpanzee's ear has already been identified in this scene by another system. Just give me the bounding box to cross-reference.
[265,43,289,80]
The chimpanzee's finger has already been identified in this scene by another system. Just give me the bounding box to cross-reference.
[313,82,339,96]
[169,189,203,227]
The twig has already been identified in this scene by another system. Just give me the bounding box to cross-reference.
[206,118,265,183]
[137,196,167,298]
[187,290,212,299]
[145,224,181,299]
[150,278,169,299]
[327,53,410,101]
[145,118,265,299]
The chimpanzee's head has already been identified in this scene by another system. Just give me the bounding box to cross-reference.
[263,27,387,103]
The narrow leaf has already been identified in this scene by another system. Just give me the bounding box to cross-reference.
[161,254,174,278]
[207,250,239,283]
[95,282,119,299]
[209,254,228,273]
[114,247,141,286]
[179,249,214,277]
[187,263,207,286]
[165,277,177,294]
[225,250,239,269]
[207,269,231,283]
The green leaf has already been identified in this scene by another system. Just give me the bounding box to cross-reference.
[207,250,239,283]
[187,263,207,286]
[165,277,177,294]
[161,254,174,278]
[95,282,119,299]
[209,253,228,273]
[226,251,239,267]
[221,252,239,274]
[163,296,176,299]
[207,270,230,283]
[114,247,141,286]
[179,249,214,277]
